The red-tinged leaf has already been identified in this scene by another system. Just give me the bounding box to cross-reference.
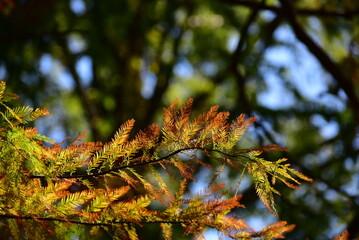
[256,221,295,239]
[334,230,350,240]
[259,144,290,152]
[230,114,256,138]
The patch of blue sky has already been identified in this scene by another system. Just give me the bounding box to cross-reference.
[39,54,52,74]
[274,25,296,43]
[70,0,86,16]
[189,166,251,198]
[343,173,359,196]
[35,109,67,144]
[290,46,329,99]
[53,68,75,91]
[264,45,292,67]
[260,10,277,22]
[46,125,67,144]
[226,32,239,52]
[343,158,359,196]
[76,55,93,88]
[268,25,346,111]
[200,61,218,77]
[304,17,323,46]
[39,54,75,91]
[311,114,339,140]
[263,43,328,101]
[67,34,87,54]
[257,71,296,109]
[0,64,7,80]
[140,70,157,99]
[189,167,211,195]
[203,229,225,240]
[325,216,347,238]
[173,58,194,78]
[247,211,276,231]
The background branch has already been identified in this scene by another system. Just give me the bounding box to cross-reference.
[279,0,359,123]
[222,0,359,18]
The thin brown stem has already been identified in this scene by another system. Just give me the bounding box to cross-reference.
[28,146,261,180]
[0,214,188,226]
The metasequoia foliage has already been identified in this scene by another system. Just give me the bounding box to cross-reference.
[0,81,314,239]
[334,230,350,240]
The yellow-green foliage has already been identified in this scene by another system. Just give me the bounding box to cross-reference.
[0,81,313,239]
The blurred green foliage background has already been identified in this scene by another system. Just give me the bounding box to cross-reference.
[1,0,359,238]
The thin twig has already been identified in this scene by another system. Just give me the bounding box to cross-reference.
[0,214,188,226]
[29,146,253,180]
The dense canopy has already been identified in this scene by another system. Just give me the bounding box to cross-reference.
[1,0,358,239]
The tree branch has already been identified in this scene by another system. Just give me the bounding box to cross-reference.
[279,0,359,123]
[29,147,253,180]
[230,0,264,114]
[222,0,359,19]
[0,214,188,226]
